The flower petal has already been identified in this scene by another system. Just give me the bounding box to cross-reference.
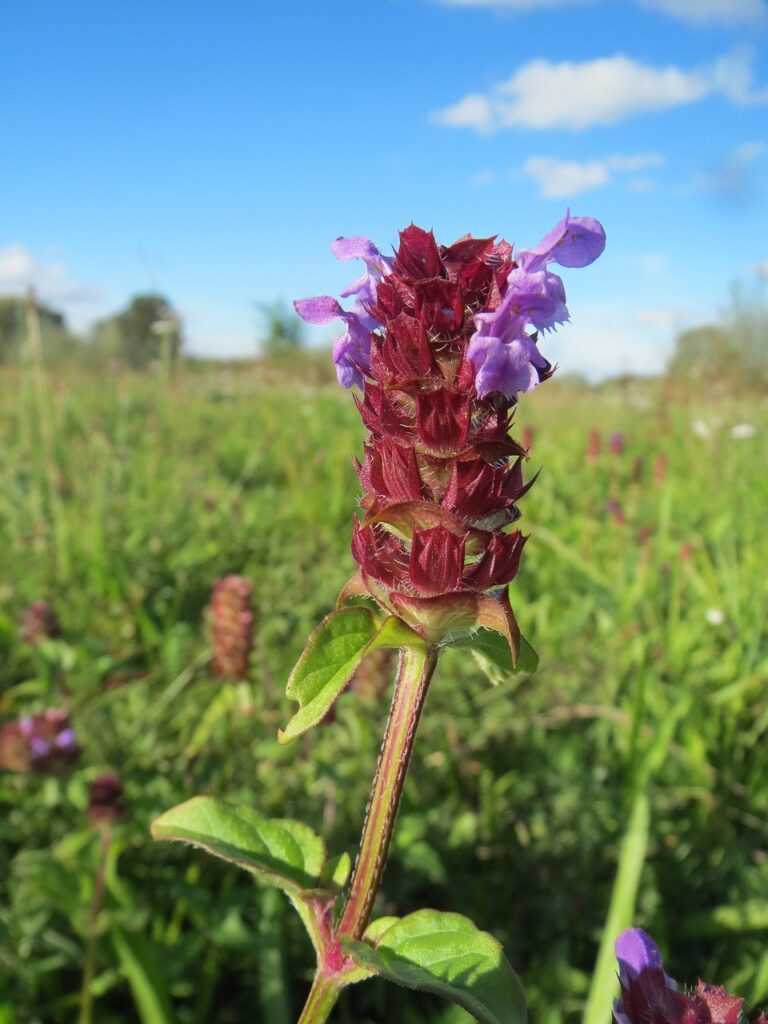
[293,296,345,325]
[519,211,606,272]
[615,928,664,982]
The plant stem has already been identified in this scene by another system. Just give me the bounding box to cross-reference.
[336,643,437,939]
[297,972,340,1024]
[78,826,112,1024]
[295,643,437,1024]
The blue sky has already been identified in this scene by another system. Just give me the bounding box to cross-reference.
[2,0,767,378]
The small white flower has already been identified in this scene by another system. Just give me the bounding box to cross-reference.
[692,419,711,439]
[729,423,757,439]
[706,608,725,626]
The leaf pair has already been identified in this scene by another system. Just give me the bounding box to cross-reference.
[278,598,539,745]
[152,797,526,1024]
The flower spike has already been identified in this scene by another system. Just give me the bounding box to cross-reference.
[296,214,605,647]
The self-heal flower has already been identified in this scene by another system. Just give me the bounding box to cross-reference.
[295,236,390,388]
[332,235,392,309]
[293,296,374,388]
[614,928,748,1024]
[517,209,606,272]
[20,600,62,645]
[468,212,604,399]
[206,575,255,681]
[0,709,80,775]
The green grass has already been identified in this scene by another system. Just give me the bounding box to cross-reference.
[1,362,767,1023]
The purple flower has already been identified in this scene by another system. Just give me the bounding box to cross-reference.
[294,236,390,389]
[616,928,665,981]
[469,269,564,397]
[0,708,80,775]
[468,332,548,398]
[54,728,77,750]
[293,296,374,389]
[332,235,391,310]
[467,211,605,398]
[613,928,746,1024]
[518,209,606,273]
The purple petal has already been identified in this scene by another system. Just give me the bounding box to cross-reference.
[30,737,51,757]
[474,269,569,343]
[615,928,664,982]
[509,268,569,333]
[519,211,606,272]
[331,236,385,267]
[469,334,543,398]
[339,270,371,300]
[293,296,345,325]
[332,320,372,390]
[54,729,77,750]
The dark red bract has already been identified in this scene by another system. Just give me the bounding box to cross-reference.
[347,225,532,640]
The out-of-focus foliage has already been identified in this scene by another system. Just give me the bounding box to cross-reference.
[1,363,767,1023]
[0,295,80,366]
[91,293,181,371]
[257,300,304,358]
[667,281,768,391]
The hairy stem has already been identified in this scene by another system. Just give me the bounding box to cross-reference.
[336,643,437,939]
[296,643,437,1024]
[296,971,340,1024]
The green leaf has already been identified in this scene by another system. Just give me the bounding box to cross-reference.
[581,790,650,1024]
[442,629,538,684]
[342,909,526,1024]
[278,607,377,744]
[151,797,340,958]
[151,796,326,893]
[112,928,173,1024]
[279,608,423,744]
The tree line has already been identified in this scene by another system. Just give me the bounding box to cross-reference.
[0,283,764,389]
[0,294,305,370]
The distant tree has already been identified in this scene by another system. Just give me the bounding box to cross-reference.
[257,300,303,358]
[0,295,75,364]
[96,294,181,370]
[667,281,768,392]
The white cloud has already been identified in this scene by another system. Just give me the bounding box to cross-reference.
[432,51,768,133]
[430,0,768,24]
[523,158,609,197]
[0,244,100,306]
[522,152,664,197]
[627,178,655,193]
[637,0,768,26]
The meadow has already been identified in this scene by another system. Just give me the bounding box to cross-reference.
[1,359,767,1023]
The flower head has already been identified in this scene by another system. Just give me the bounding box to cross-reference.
[0,709,80,775]
[296,215,603,646]
[296,214,603,400]
[206,575,255,681]
[614,928,747,1024]
[88,773,124,824]
[20,601,62,646]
